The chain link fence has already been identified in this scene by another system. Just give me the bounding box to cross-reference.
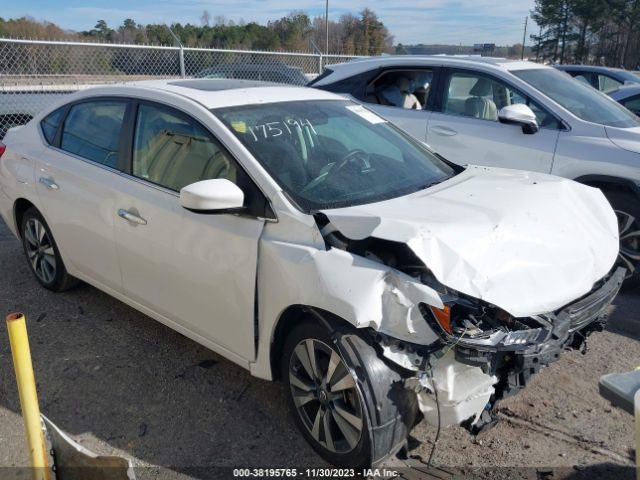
[0,38,358,138]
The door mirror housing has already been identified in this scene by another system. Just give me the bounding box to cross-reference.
[180,179,244,213]
[498,104,539,134]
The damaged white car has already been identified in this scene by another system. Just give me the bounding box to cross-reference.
[0,79,623,468]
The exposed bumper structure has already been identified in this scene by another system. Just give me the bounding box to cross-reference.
[401,267,624,431]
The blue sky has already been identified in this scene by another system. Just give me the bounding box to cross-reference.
[4,0,536,45]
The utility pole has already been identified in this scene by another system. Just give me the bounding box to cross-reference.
[521,16,528,60]
[325,0,329,54]
[536,25,542,62]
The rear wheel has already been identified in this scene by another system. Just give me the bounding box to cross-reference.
[20,207,79,292]
[281,320,418,468]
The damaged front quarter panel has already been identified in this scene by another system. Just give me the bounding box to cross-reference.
[254,167,622,436]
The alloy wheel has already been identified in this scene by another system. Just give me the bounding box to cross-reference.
[23,218,57,284]
[615,209,640,279]
[288,339,363,454]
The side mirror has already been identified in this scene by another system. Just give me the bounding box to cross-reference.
[498,104,539,134]
[180,179,244,213]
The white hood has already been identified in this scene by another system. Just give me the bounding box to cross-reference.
[321,166,619,317]
[605,125,640,154]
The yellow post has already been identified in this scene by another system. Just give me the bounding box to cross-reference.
[6,313,50,480]
[635,389,639,480]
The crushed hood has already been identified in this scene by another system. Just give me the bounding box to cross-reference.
[605,125,640,154]
[321,166,619,317]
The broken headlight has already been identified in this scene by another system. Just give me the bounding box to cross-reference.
[421,296,550,349]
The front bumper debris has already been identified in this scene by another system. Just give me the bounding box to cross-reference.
[403,267,624,431]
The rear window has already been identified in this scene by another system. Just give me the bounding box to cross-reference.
[40,107,66,145]
[60,101,127,168]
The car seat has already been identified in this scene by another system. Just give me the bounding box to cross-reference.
[399,77,422,109]
[464,78,498,120]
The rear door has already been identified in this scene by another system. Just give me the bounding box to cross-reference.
[35,98,129,291]
[427,69,561,173]
[112,100,266,362]
[353,68,435,141]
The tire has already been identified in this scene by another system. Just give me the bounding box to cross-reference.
[604,192,640,289]
[281,319,418,469]
[20,207,79,292]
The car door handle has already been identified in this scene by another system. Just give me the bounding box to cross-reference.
[118,209,147,226]
[430,125,458,136]
[38,177,59,190]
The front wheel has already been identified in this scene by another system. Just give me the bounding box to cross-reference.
[606,192,640,288]
[281,320,418,468]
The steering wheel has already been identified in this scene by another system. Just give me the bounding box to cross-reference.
[300,149,369,194]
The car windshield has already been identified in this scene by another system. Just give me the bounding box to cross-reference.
[513,68,640,128]
[214,100,455,212]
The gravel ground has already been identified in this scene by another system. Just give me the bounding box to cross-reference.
[0,216,638,480]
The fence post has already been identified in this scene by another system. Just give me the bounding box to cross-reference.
[166,26,186,78]
[179,46,186,78]
[318,53,323,76]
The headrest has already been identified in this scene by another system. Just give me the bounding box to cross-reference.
[469,77,493,96]
[398,77,411,92]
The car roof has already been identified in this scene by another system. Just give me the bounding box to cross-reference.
[315,55,548,84]
[555,65,640,82]
[199,63,300,72]
[609,84,640,100]
[341,54,541,68]
[556,64,625,73]
[74,79,344,109]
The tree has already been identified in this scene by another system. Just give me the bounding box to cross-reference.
[0,9,395,56]
[531,0,640,67]
[200,10,211,27]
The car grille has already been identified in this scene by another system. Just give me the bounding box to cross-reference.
[558,267,624,332]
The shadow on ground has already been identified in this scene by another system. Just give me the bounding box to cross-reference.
[0,219,325,479]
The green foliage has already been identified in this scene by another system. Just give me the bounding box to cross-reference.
[0,11,393,54]
[531,0,640,68]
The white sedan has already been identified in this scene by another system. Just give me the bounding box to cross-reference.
[0,79,623,468]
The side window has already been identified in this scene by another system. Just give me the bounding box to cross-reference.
[598,75,622,93]
[132,103,238,192]
[622,95,640,115]
[40,107,66,145]
[568,71,597,89]
[443,71,560,129]
[61,101,127,168]
[365,70,433,110]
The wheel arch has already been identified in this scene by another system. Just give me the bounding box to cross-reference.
[13,197,37,237]
[573,174,640,200]
[273,303,420,466]
[269,304,353,381]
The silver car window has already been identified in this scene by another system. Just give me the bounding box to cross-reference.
[514,68,640,128]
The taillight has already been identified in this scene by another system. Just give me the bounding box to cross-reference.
[0,142,5,159]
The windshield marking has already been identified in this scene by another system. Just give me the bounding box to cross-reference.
[245,118,317,142]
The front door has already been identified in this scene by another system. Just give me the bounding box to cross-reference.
[113,102,265,362]
[427,69,561,173]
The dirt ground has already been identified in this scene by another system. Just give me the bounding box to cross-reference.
[0,216,638,480]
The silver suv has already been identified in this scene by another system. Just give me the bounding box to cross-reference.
[310,56,640,285]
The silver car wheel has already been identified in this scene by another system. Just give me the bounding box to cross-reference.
[288,338,363,454]
[24,218,57,284]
